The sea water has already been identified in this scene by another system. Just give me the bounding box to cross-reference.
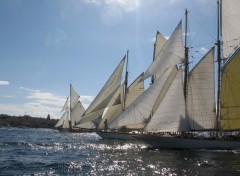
[0,127,240,176]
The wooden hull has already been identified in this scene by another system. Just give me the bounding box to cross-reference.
[133,134,240,150]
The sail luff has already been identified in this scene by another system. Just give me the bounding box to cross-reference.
[123,50,129,109]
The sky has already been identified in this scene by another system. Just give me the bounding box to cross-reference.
[0,0,218,119]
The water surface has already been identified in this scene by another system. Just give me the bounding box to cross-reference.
[0,127,240,175]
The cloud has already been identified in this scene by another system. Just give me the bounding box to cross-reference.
[0,103,60,119]
[0,86,94,119]
[20,86,40,92]
[80,96,94,108]
[100,6,123,27]
[170,0,182,3]
[83,0,140,12]
[82,0,140,26]
[0,80,10,86]
[18,87,67,118]
[2,95,15,98]
[150,37,156,43]
[83,0,101,6]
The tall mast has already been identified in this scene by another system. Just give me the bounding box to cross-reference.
[123,50,129,109]
[184,9,189,99]
[69,83,72,129]
[151,32,157,84]
[216,0,222,124]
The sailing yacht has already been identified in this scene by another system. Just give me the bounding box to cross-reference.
[96,0,240,150]
[133,0,240,150]
[55,84,95,132]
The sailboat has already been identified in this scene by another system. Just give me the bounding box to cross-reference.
[97,0,240,150]
[132,0,240,150]
[55,84,95,132]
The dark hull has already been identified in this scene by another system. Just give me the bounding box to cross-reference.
[134,134,240,150]
[96,131,137,140]
[56,127,94,133]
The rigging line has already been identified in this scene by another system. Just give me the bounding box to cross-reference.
[188,8,217,45]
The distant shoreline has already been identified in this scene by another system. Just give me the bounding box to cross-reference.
[0,114,58,129]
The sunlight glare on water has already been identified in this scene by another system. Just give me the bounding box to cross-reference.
[1,128,240,175]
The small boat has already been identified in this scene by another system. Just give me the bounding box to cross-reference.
[55,84,95,132]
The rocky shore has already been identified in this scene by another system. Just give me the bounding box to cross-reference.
[0,114,58,128]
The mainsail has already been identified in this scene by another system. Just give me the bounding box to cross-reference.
[78,55,126,124]
[143,20,185,80]
[145,68,190,132]
[221,0,240,59]
[187,48,217,130]
[220,48,240,130]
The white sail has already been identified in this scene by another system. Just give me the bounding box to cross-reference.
[125,73,144,108]
[143,21,185,80]
[154,31,167,60]
[108,67,174,129]
[55,111,66,128]
[75,121,96,129]
[79,109,105,124]
[62,111,70,129]
[61,97,69,112]
[221,0,240,59]
[152,31,167,81]
[97,84,124,129]
[145,68,190,132]
[78,56,126,124]
[70,84,80,110]
[98,73,144,130]
[70,101,85,127]
[187,48,217,130]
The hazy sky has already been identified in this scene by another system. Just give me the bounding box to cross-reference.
[0,0,218,119]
